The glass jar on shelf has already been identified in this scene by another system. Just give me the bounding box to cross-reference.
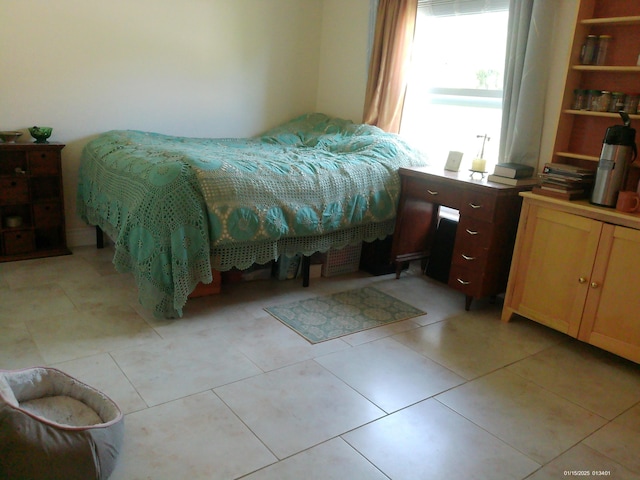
[587,90,602,111]
[623,94,639,115]
[599,91,612,112]
[609,92,626,113]
[580,34,598,65]
[595,35,612,66]
[572,89,587,110]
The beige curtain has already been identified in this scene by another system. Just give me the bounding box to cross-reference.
[363,0,418,133]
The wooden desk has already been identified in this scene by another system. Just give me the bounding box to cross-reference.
[391,166,535,310]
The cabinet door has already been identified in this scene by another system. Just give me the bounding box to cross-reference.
[509,206,602,337]
[579,224,640,362]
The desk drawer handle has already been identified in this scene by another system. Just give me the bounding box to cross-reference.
[468,203,483,209]
[461,254,476,261]
[426,189,439,195]
[465,229,479,235]
[457,278,471,285]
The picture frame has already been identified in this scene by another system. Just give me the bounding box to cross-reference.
[444,151,464,172]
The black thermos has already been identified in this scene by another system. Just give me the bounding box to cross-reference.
[590,112,637,207]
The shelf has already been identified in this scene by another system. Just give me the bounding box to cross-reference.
[562,109,640,119]
[572,65,640,72]
[555,152,599,162]
[581,15,640,26]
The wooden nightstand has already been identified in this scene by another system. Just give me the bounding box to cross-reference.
[0,142,71,262]
[391,166,534,310]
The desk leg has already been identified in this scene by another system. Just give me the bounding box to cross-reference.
[465,295,473,311]
[301,255,311,287]
[395,261,405,279]
[96,226,104,249]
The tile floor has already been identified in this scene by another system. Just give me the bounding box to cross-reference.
[1,245,639,479]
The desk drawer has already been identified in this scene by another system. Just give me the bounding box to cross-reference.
[460,190,497,222]
[402,176,462,209]
[454,217,494,249]
[451,245,488,268]
[448,264,483,297]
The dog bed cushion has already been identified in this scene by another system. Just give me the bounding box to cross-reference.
[0,367,124,479]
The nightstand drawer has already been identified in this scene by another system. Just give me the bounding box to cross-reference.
[28,151,60,175]
[0,178,29,204]
[33,203,62,228]
[3,230,35,255]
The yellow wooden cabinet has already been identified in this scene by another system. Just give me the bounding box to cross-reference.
[503,193,640,363]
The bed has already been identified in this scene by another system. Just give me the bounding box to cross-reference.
[77,113,428,318]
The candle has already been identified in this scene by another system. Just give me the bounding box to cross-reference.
[471,158,486,172]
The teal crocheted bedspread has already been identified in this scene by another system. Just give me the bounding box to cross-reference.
[77,113,428,318]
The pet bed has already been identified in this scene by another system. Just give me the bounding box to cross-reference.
[0,367,124,480]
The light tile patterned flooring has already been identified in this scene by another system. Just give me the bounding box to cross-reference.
[1,245,639,479]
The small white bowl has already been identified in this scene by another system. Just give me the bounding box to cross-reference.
[5,216,23,228]
[0,131,23,143]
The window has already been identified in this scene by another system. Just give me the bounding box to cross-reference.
[400,0,510,173]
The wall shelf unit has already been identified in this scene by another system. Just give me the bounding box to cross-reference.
[552,0,640,190]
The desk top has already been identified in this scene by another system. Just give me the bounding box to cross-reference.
[399,166,538,192]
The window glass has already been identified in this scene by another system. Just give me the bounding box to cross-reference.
[400,5,509,173]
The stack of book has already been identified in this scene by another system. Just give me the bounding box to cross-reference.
[534,162,596,200]
[487,162,536,186]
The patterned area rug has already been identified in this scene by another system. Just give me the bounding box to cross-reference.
[265,287,425,343]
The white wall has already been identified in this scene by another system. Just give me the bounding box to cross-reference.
[0,0,325,246]
[0,0,578,247]
[316,0,372,122]
[539,0,580,167]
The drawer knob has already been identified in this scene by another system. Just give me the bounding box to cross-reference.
[461,254,476,261]
[426,189,439,195]
[578,277,587,284]
[465,229,479,235]
[590,282,599,289]
[468,203,482,209]
[457,278,471,285]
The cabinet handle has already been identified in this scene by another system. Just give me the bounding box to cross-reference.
[590,282,599,289]
[457,278,471,285]
[465,229,479,235]
[426,189,439,195]
[461,254,476,261]
[468,203,482,209]
[578,277,587,284]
